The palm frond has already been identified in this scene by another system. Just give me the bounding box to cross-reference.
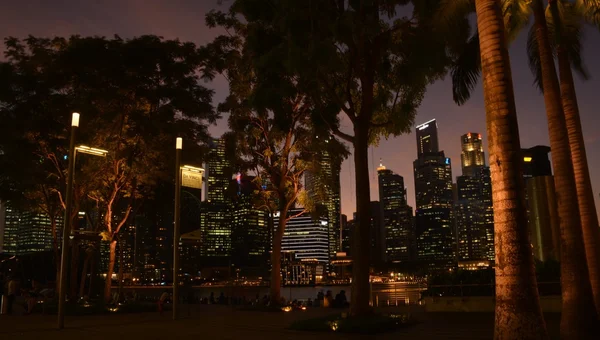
[434,0,475,33]
[549,0,590,80]
[502,0,532,44]
[576,0,600,28]
[526,24,544,92]
[451,31,481,106]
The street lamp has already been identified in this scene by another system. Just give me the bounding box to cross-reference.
[172,138,204,320]
[58,113,79,330]
[75,145,108,157]
[57,113,108,329]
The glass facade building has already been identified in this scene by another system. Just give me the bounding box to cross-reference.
[377,163,414,264]
[413,119,455,270]
[274,208,329,265]
[304,134,342,263]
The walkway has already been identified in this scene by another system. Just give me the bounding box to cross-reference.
[0,305,560,339]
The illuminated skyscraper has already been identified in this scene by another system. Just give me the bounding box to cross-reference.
[416,119,440,156]
[0,202,63,256]
[200,138,234,264]
[413,119,455,270]
[230,175,269,274]
[0,202,19,255]
[522,146,560,262]
[377,162,414,264]
[304,134,342,263]
[455,132,494,264]
[274,208,330,265]
[460,133,485,177]
[206,138,232,204]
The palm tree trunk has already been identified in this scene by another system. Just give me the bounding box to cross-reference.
[557,44,600,316]
[349,124,372,316]
[269,213,286,304]
[475,0,548,338]
[533,0,598,337]
[104,239,117,304]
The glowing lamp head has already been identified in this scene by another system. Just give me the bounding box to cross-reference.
[71,112,80,127]
[176,137,183,150]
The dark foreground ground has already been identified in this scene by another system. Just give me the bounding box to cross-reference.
[0,305,560,339]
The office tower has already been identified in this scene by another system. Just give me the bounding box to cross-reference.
[460,133,485,177]
[456,175,486,261]
[304,134,342,263]
[413,119,455,270]
[200,137,234,265]
[340,214,348,253]
[206,138,232,204]
[0,202,19,255]
[230,175,269,275]
[522,146,560,262]
[342,217,353,255]
[416,119,440,156]
[274,208,329,265]
[456,131,494,264]
[199,203,231,262]
[18,210,58,254]
[377,162,415,263]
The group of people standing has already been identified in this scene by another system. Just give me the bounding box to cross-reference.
[1,275,45,316]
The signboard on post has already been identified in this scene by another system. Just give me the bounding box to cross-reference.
[181,168,203,189]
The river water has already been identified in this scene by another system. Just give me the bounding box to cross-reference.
[121,282,426,305]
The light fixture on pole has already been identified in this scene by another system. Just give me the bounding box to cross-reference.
[58,113,79,329]
[172,140,204,320]
[57,114,108,329]
[173,137,182,320]
[75,145,108,157]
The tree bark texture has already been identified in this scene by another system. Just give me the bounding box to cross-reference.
[104,239,117,304]
[557,42,600,317]
[349,125,372,316]
[533,0,598,337]
[475,0,548,338]
[270,212,287,304]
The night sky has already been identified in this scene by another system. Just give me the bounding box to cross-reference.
[2,0,599,218]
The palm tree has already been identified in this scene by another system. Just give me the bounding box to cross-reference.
[530,1,597,336]
[547,0,600,318]
[446,0,599,336]
[446,0,549,338]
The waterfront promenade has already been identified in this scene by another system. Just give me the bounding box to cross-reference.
[0,305,560,339]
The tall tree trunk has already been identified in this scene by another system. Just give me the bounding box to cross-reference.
[557,40,600,317]
[104,239,117,304]
[475,0,548,338]
[349,124,372,316]
[118,239,124,300]
[270,211,287,304]
[533,1,598,337]
[88,249,96,297]
[78,251,90,299]
[69,240,79,299]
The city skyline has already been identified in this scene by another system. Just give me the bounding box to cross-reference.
[1,1,599,217]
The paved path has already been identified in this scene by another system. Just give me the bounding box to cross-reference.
[0,305,560,339]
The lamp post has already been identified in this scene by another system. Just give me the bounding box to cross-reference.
[173,137,182,320]
[58,112,79,329]
[57,114,108,329]
[172,138,204,320]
